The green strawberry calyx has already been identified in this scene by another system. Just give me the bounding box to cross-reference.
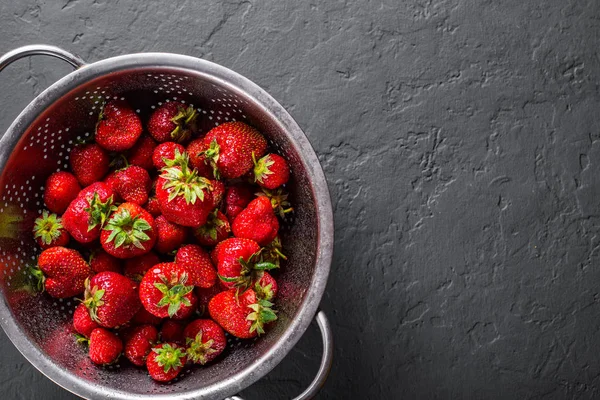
[253,153,275,184]
[254,278,275,302]
[261,236,287,268]
[154,272,194,318]
[186,331,218,365]
[153,343,186,373]
[28,264,46,293]
[85,193,117,232]
[161,156,212,205]
[195,209,227,241]
[82,278,105,323]
[256,188,293,219]
[198,139,221,180]
[170,105,198,143]
[247,299,278,336]
[218,249,278,294]
[103,209,152,249]
[33,211,64,246]
[162,148,188,170]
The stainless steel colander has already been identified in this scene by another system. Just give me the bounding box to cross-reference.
[0,45,333,400]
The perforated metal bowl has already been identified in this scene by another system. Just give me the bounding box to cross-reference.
[0,45,333,400]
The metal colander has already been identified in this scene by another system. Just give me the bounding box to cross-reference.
[0,45,333,400]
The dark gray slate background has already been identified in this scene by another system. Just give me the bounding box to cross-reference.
[1,0,599,399]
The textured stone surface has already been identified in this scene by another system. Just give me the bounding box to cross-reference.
[1,0,600,398]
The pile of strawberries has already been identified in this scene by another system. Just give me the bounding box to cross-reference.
[30,99,291,382]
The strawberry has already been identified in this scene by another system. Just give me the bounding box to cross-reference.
[232,196,279,246]
[146,342,186,382]
[44,171,81,214]
[127,134,157,170]
[36,246,91,298]
[148,102,198,143]
[160,320,186,344]
[152,142,186,170]
[101,203,157,259]
[211,180,225,208]
[73,303,99,338]
[86,328,123,365]
[176,244,217,288]
[184,319,226,365]
[171,292,197,320]
[154,215,188,254]
[156,154,215,227]
[139,262,195,318]
[124,251,160,282]
[208,288,277,338]
[131,307,163,326]
[124,324,158,367]
[115,165,151,205]
[257,188,293,219]
[95,100,143,151]
[63,182,116,244]
[194,209,230,247]
[213,238,276,291]
[33,211,69,249]
[70,143,110,187]
[89,249,122,274]
[187,138,213,178]
[83,271,141,328]
[253,153,290,189]
[145,196,161,217]
[254,271,278,301]
[224,183,255,221]
[197,122,267,179]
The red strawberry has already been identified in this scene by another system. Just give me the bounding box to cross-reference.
[89,249,122,274]
[124,324,158,366]
[44,172,81,214]
[101,203,157,259]
[63,182,116,244]
[139,262,195,318]
[194,209,230,247]
[211,180,225,208]
[232,196,279,246]
[131,307,163,326]
[152,142,186,170]
[154,215,188,254]
[36,246,91,298]
[70,143,110,187]
[257,188,293,219]
[127,134,157,170]
[208,288,277,338]
[83,271,141,328]
[213,238,276,291]
[146,196,161,217]
[184,319,226,365]
[253,153,290,189]
[73,303,99,338]
[195,285,223,316]
[87,328,123,365]
[176,244,217,288]
[197,122,267,179]
[33,211,69,249]
[124,252,160,282]
[148,102,198,143]
[115,165,151,205]
[187,138,213,178]
[156,155,215,227]
[146,342,186,382]
[254,271,278,301]
[224,184,255,221]
[160,320,186,344]
[96,100,143,151]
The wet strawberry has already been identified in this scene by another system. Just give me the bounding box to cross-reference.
[176,244,217,288]
[127,134,157,170]
[101,203,157,259]
[152,142,186,170]
[44,171,81,214]
[83,271,141,328]
[123,251,160,282]
[124,324,158,367]
[89,249,122,274]
[139,262,195,318]
[146,342,186,382]
[154,215,188,254]
[73,303,99,338]
[224,183,255,221]
[194,209,230,247]
[96,100,143,151]
[86,328,123,365]
[232,196,279,246]
[70,143,110,187]
[184,319,226,365]
[35,246,91,298]
[148,102,198,143]
[253,153,290,189]
[115,165,151,205]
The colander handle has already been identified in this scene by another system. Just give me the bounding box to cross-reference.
[226,310,333,400]
[0,44,86,72]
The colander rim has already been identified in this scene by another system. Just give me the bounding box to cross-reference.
[0,52,333,400]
